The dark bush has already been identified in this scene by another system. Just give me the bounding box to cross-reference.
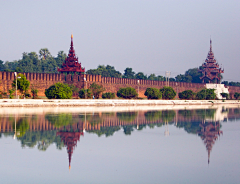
[179,90,195,100]
[45,82,72,99]
[234,92,240,100]
[196,88,216,100]
[102,92,115,99]
[160,87,176,100]
[144,88,162,99]
[117,87,138,99]
[220,93,229,99]
[78,89,92,99]
[89,82,105,99]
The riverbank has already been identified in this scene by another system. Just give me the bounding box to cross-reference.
[0,99,239,107]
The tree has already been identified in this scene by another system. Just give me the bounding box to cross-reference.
[122,68,135,79]
[45,82,72,99]
[4,60,18,72]
[160,86,176,99]
[220,93,229,99]
[135,72,147,80]
[148,74,157,81]
[234,92,240,100]
[0,60,5,71]
[196,89,216,100]
[89,82,105,99]
[222,81,240,87]
[175,68,202,83]
[39,48,51,60]
[117,87,138,99]
[179,90,195,100]
[55,51,67,68]
[9,88,15,99]
[86,65,122,78]
[144,88,162,99]
[31,87,39,99]
[68,84,79,97]
[102,92,115,99]
[12,74,30,97]
[78,89,92,99]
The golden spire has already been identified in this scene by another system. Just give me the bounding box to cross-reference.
[71,34,73,39]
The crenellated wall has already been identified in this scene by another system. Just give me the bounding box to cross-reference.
[0,71,240,98]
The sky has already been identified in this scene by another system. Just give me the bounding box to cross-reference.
[0,0,239,81]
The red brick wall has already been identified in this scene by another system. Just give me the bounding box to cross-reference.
[1,71,240,98]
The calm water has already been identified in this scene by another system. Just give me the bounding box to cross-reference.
[0,106,240,184]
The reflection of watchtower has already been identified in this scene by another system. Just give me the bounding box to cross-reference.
[198,121,222,164]
[56,123,84,170]
[164,121,169,136]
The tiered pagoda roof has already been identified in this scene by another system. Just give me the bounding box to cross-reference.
[58,34,85,73]
[199,40,224,83]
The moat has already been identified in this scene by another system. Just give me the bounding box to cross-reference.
[0,105,239,184]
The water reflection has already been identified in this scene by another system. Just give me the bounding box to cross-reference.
[0,106,240,169]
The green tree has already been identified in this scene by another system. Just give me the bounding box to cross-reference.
[160,86,176,99]
[4,60,18,72]
[0,60,5,71]
[68,84,79,97]
[122,68,135,79]
[102,92,115,99]
[135,72,147,80]
[17,52,39,73]
[196,89,216,100]
[220,93,229,99]
[78,88,92,99]
[31,88,39,99]
[144,88,162,99]
[55,51,67,68]
[89,82,105,99]
[117,87,138,99]
[45,82,72,99]
[179,90,195,100]
[234,92,240,100]
[39,48,51,60]
[9,88,15,99]
[12,74,30,97]
[156,75,165,81]
[148,74,157,81]
[86,65,122,78]
[175,68,202,83]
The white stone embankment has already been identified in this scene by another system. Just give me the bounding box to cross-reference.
[0,99,239,107]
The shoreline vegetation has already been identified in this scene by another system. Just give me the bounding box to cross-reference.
[0,99,239,107]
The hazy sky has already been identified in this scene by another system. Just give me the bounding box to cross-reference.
[0,0,239,81]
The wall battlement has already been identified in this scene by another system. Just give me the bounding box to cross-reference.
[0,71,239,98]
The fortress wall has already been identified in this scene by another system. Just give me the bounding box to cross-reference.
[83,75,207,98]
[228,86,240,99]
[1,71,240,98]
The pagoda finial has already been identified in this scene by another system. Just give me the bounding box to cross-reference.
[71,34,73,39]
[210,39,212,52]
[208,149,210,164]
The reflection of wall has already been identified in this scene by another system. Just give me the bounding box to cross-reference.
[0,108,240,133]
